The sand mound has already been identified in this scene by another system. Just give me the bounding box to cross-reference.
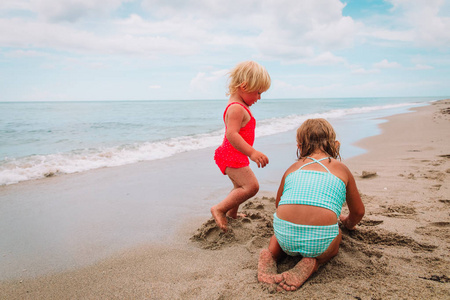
[190,197,275,252]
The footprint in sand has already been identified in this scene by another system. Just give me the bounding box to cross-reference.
[415,222,450,239]
[381,205,416,218]
[398,172,417,179]
[407,173,416,179]
[420,275,450,283]
[359,219,384,227]
[190,218,237,250]
[430,184,442,191]
[345,227,437,253]
[423,170,446,181]
[191,198,275,251]
[358,193,376,205]
[438,199,450,205]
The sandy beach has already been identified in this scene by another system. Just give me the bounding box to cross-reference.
[1,99,449,299]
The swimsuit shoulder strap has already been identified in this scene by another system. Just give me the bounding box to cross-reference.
[298,157,331,173]
[223,102,253,120]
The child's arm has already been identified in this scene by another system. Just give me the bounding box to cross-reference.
[275,175,286,208]
[340,166,365,230]
[275,163,299,208]
[225,105,268,168]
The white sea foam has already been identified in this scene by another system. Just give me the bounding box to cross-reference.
[0,132,225,186]
[256,102,416,137]
[0,102,422,186]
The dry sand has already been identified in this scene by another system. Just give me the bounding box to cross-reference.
[1,100,449,299]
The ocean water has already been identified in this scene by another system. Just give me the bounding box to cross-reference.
[0,97,438,186]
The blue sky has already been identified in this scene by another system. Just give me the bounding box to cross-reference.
[0,0,449,101]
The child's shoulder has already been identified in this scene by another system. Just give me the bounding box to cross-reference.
[329,158,350,171]
[225,101,251,116]
[283,160,306,177]
[226,100,249,109]
[328,158,352,184]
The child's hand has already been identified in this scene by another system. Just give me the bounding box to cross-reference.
[339,215,356,230]
[250,151,269,168]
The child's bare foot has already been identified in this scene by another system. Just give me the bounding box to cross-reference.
[278,257,318,291]
[257,249,283,285]
[210,206,228,232]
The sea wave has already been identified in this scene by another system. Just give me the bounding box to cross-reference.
[0,102,423,186]
[256,102,418,137]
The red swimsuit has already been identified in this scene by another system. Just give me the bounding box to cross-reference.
[214,102,255,175]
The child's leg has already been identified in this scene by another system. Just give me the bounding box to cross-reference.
[258,235,284,284]
[225,203,248,218]
[278,257,318,291]
[225,175,251,218]
[224,178,241,219]
[278,229,342,291]
[268,235,285,260]
[211,166,259,232]
[315,228,342,265]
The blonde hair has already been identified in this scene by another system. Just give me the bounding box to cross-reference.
[227,61,271,96]
[296,118,341,160]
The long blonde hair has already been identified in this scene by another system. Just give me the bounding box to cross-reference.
[296,118,341,160]
[227,61,271,96]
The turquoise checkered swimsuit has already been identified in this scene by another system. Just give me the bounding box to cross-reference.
[274,157,346,257]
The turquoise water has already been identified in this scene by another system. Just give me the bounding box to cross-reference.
[0,97,438,185]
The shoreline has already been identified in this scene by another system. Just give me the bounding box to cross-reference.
[1,100,449,299]
[0,98,431,187]
[1,103,413,281]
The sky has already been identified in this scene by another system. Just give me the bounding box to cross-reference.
[0,0,449,101]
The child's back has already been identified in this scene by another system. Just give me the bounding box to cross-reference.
[258,118,365,291]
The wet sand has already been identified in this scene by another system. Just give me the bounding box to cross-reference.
[1,100,449,299]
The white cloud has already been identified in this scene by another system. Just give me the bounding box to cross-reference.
[0,0,448,101]
[349,59,400,75]
[371,0,450,48]
[0,0,30,11]
[0,0,360,64]
[272,79,342,96]
[1,0,447,61]
[365,28,414,42]
[303,52,346,66]
[189,69,228,95]
[409,64,434,70]
[351,68,380,75]
[3,49,47,58]
[0,0,132,22]
[33,0,131,22]
[89,62,108,69]
[116,14,212,44]
[140,0,357,63]
[410,54,450,67]
[0,18,198,57]
[373,59,401,69]
[255,0,357,61]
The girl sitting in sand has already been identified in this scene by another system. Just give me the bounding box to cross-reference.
[258,118,365,291]
[211,61,271,232]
